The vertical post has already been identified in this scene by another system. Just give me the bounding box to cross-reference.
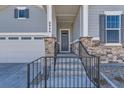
[83,5,88,37]
[97,56,100,88]
[79,41,80,57]
[27,64,30,88]
[36,60,38,88]
[44,57,47,88]
[85,58,87,88]
[89,57,91,87]
[47,5,52,36]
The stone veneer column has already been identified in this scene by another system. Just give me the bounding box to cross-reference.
[44,37,56,56]
[80,37,92,48]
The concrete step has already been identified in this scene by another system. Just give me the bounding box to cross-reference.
[50,70,86,76]
[55,64,83,70]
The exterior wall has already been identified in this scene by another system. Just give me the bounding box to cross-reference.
[72,8,80,41]
[79,37,124,63]
[88,5,124,38]
[0,5,47,33]
[44,37,56,56]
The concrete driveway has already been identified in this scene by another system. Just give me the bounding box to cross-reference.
[0,63,27,88]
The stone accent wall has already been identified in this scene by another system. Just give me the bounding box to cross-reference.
[71,42,79,55]
[44,37,56,56]
[80,37,124,63]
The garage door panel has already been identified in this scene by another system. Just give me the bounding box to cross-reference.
[0,39,45,63]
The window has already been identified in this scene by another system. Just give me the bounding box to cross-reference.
[106,15,120,43]
[34,37,43,40]
[21,37,31,40]
[0,37,6,40]
[14,7,29,19]
[107,16,119,28]
[8,37,19,40]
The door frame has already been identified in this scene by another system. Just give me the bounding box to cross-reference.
[60,29,70,52]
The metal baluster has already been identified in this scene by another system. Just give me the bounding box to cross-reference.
[44,57,47,88]
[65,57,67,88]
[50,58,52,88]
[77,58,79,88]
[89,57,92,87]
[74,58,76,88]
[80,57,83,88]
[27,64,30,88]
[54,57,56,88]
[32,63,34,88]
[36,60,38,88]
[86,57,87,88]
[61,59,65,87]
[91,57,94,87]
[57,57,59,88]
[93,57,95,87]
[40,58,42,88]
[97,57,100,88]
[69,57,71,88]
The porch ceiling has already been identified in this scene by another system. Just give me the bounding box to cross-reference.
[54,5,80,27]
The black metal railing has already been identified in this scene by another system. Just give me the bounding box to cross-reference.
[27,56,55,88]
[27,41,100,88]
[54,42,59,57]
[27,56,99,88]
[71,41,100,88]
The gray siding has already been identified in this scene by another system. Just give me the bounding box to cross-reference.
[121,14,124,46]
[88,5,124,37]
[0,5,47,33]
[72,9,80,41]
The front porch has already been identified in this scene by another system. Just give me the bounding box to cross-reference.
[45,5,88,53]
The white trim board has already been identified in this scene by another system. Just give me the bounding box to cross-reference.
[104,11,123,15]
[17,7,27,10]
[104,43,122,46]
[83,5,88,37]
[60,29,70,52]
[92,37,100,40]
[0,32,50,36]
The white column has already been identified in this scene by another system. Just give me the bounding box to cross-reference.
[83,5,88,37]
[47,5,52,36]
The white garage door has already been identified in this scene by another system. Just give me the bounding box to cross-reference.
[0,36,45,63]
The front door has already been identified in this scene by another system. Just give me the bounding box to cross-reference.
[60,29,70,52]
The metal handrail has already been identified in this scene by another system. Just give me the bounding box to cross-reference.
[54,41,59,57]
[27,41,59,88]
[27,56,54,88]
[27,41,100,88]
[27,56,100,88]
[71,41,100,88]
[80,41,100,87]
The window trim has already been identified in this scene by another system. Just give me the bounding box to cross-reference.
[104,43,122,46]
[104,11,123,15]
[104,11,122,44]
